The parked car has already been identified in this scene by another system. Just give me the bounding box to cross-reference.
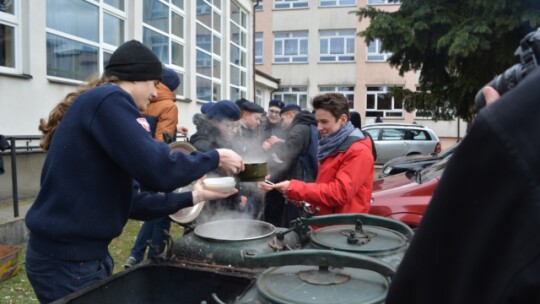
[378,142,459,178]
[369,157,450,228]
[362,123,441,165]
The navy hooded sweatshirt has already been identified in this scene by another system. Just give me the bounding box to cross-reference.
[25,84,219,261]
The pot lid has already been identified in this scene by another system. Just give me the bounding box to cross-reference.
[310,222,407,255]
[168,141,205,224]
[256,265,388,304]
[194,219,275,241]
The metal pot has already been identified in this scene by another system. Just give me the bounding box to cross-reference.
[236,162,267,182]
[171,219,301,267]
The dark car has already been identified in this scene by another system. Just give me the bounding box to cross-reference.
[369,157,450,228]
[378,142,459,178]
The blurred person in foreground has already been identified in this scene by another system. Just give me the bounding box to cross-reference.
[271,93,374,218]
[24,40,243,303]
[385,67,540,303]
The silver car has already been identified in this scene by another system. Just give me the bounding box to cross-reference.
[362,123,441,165]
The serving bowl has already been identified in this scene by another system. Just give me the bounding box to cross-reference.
[203,177,236,193]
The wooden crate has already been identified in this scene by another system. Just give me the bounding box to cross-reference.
[0,244,20,283]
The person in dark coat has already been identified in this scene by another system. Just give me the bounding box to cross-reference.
[260,104,318,227]
[385,66,540,303]
[190,100,241,152]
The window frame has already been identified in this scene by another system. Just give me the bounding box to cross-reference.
[0,0,21,74]
[273,31,308,63]
[319,29,356,62]
[274,0,308,9]
[229,1,248,101]
[367,38,392,62]
[319,0,356,7]
[365,86,404,119]
[45,0,127,82]
[255,32,263,64]
[319,85,355,108]
[367,0,401,5]
[273,86,308,109]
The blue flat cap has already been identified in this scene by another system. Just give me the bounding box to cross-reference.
[240,101,265,113]
[201,101,216,114]
[269,99,285,109]
[206,100,241,121]
[280,104,302,115]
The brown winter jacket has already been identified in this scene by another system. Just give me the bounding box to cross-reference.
[142,83,178,142]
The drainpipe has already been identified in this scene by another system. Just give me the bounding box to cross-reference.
[253,0,260,102]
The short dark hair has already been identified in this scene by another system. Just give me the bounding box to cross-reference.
[312,93,349,121]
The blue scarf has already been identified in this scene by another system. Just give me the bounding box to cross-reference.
[317,121,355,161]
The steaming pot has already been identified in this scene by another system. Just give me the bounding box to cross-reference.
[170,219,302,268]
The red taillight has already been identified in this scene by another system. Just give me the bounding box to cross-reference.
[434,142,441,153]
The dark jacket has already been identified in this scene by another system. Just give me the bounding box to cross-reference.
[269,111,317,183]
[25,85,219,261]
[386,67,540,303]
[190,114,234,152]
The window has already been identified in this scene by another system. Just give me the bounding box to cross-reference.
[366,86,403,118]
[196,0,222,102]
[273,87,308,109]
[0,0,19,72]
[274,31,308,63]
[319,86,355,108]
[255,32,263,64]
[142,0,186,96]
[229,2,248,101]
[274,0,308,9]
[367,0,401,4]
[255,0,263,10]
[319,29,355,62]
[367,38,391,61]
[46,0,126,81]
[255,88,263,104]
[319,0,356,7]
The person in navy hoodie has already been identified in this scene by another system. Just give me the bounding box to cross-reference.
[25,40,244,303]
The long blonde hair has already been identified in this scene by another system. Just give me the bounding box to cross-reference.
[39,75,121,151]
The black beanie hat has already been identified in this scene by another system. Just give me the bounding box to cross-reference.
[105,40,163,81]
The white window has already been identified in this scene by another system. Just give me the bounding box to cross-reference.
[274,0,308,9]
[366,86,404,118]
[367,38,391,61]
[255,32,263,64]
[255,0,263,10]
[273,87,308,109]
[274,31,308,63]
[319,0,356,7]
[319,86,355,108]
[367,0,401,4]
[0,0,19,73]
[255,88,263,104]
[196,0,222,102]
[319,29,355,62]
[142,0,186,96]
[46,0,127,81]
[229,2,248,101]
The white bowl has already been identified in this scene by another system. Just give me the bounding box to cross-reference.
[203,177,236,193]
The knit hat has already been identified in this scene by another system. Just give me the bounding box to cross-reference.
[240,101,265,114]
[161,67,180,91]
[105,40,163,81]
[269,99,284,109]
[206,100,241,121]
[280,104,302,115]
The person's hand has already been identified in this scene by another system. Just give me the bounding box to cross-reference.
[177,126,189,136]
[216,148,244,175]
[239,195,248,210]
[257,175,275,192]
[274,180,290,194]
[191,179,238,204]
[482,86,501,107]
[266,135,281,145]
[262,140,272,151]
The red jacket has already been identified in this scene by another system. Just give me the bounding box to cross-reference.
[286,134,374,216]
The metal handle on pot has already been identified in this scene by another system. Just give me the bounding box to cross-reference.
[242,249,395,278]
[299,213,414,240]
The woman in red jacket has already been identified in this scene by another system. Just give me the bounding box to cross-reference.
[272,93,374,216]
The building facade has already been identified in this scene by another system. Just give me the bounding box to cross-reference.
[254,0,466,146]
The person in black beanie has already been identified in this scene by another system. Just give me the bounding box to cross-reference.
[25,40,244,303]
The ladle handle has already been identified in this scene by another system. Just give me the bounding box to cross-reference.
[242,249,395,277]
